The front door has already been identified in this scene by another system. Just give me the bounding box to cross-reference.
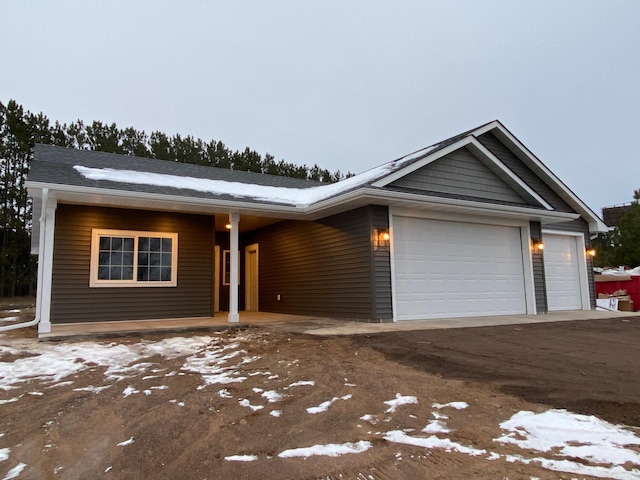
[245,244,259,312]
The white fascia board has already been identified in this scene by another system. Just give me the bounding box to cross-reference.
[25,181,307,219]
[468,138,554,210]
[308,187,579,224]
[371,137,477,188]
[476,123,608,233]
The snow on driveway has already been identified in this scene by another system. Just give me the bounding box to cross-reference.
[0,331,639,479]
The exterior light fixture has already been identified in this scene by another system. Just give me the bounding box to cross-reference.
[586,248,596,257]
[225,223,232,229]
[533,241,544,251]
[373,228,390,250]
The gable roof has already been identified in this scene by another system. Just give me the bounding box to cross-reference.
[26,121,607,232]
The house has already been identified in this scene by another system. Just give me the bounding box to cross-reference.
[26,120,608,337]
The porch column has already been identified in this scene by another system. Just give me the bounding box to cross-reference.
[38,190,57,334]
[228,213,240,323]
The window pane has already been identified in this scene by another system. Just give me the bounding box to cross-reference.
[138,266,148,281]
[139,237,149,252]
[150,253,161,266]
[110,266,122,280]
[111,252,122,266]
[123,238,134,251]
[98,266,110,280]
[150,237,161,251]
[99,236,110,250]
[149,267,161,281]
[162,238,172,251]
[161,253,172,266]
[160,267,172,281]
[111,237,122,251]
[99,252,110,266]
[138,252,149,266]
[123,252,134,267]
[122,266,133,280]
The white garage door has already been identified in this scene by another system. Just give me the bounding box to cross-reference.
[393,217,527,320]
[543,234,583,311]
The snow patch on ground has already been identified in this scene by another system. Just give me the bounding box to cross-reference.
[433,401,468,410]
[307,394,352,414]
[385,430,486,456]
[224,454,258,462]
[384,393,418,413]
[117,437,134,447]
[3,462,26,479]
[495,409,640,479]
[278,441,372,458]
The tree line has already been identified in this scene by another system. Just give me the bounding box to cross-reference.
[0,99,351,297]
[592,190,640,269]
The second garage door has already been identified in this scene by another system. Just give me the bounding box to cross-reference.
[542,233,584,311]
[393,216,527,320]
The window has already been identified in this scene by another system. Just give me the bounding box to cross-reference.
[90,229,178,287]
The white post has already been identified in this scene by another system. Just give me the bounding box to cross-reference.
[38,192,57,334]
[228,213,240,323]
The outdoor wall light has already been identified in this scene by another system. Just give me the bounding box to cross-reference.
[373,228,390,250]
[533,241,545,251]
[225,223,232,229]
[586,248,596,257]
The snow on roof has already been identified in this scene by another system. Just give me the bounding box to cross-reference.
[71,142,443,206]
[73,161,397,206]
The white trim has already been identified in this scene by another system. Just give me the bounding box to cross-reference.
[388,210,398,322]
[542,229,592,310]
[38,192,57,335]
[372,138,475,187]
[482,123,608,233]
[468,138,554,210]
[89,229,178,287]
[244,243,259,312]
[228,213,240,323]
[520,222,537,315]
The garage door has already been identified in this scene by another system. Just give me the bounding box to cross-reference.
[393,217,527,320]
[543,234,583,311]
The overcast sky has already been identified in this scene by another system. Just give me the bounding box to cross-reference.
[3,1,639,214]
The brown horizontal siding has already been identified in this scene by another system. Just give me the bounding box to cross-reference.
[50,204,213,324]
[245,206,374,319]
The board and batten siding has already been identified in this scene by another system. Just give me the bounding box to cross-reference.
[390,147,531,206]
[50,204,214,324]
[530,221,548,313]
[245,206,389,320]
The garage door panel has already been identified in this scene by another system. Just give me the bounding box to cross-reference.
[543,234,582,311]
[393,216,527,320]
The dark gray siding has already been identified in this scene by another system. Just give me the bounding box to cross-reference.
[543,217,596,308]
[51,204,214,324]
[477,132,574,212]
[390,147,530,205]
[530,221,548,313]
[369,205,393,321]
[245,207,374,319]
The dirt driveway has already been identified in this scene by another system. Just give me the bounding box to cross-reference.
[1,303,639,479]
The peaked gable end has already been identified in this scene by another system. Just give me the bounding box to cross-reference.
[475,131,575,213]
[388,147,533,206]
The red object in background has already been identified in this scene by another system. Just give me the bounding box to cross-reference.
[595,276,640,311]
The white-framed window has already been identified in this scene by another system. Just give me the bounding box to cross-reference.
[90,229,178,287]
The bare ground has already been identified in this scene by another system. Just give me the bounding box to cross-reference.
[1,300,639,480]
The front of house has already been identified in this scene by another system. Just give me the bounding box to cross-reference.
[26,121,607,336]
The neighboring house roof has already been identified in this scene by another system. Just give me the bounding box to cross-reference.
[26,120,608,232]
